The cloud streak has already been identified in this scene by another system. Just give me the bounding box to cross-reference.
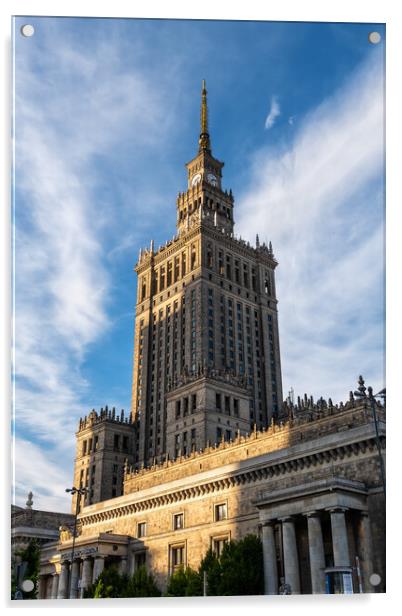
[237,50,385,403]
[13,24,175,510]
[265,96,281,130]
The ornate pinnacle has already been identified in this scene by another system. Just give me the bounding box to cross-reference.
[26,491,33,509]
[357,375,367,397]
[198,79,211,153]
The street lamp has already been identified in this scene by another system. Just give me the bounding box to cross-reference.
[65,486,88,596]
[353,376,386,498]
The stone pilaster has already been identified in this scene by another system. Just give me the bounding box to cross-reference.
[92,555,105,584]
[305,511,326,594]
[357,511,374,592]
[280,516,300,594]
[38,575,47,599]
[57,561,70,599]
[119,556,128,576]
[261,521,278,595]
[328,508,350,567]
[50,573,59,599]
[80,556,94,598]
[69,559,80,599]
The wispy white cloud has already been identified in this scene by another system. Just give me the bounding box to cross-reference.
[265,96,281,130]
[13,26,178,510]
[13,438,73,513]
[237,51,384,403]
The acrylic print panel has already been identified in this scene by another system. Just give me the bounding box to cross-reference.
[12,16,385,599]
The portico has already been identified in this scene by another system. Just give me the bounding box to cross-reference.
[256,476,375,594]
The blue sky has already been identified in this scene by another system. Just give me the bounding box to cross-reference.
[12,16,385,511]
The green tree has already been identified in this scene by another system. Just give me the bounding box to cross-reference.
[218,535,264,595]
[125,565,161,597]
[199,548,222,596]
[83,565,161,599]
[166,566,202,597]
[85,566,129,598]
[12,539,40,599]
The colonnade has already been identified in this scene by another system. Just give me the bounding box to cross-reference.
[261,507,374,594]
[38,553,131,599]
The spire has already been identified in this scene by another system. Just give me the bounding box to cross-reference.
[198,79,211,153]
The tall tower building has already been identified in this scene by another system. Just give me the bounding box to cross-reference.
[132,81,283,467]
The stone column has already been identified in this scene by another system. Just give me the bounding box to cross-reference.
[119,556,128,576]
[92,555,105,584]
[329,508,351,567]
[261,521,278,595]
[280,516,301,594]
[357,511,374,592]
[50,573,59,599]
[69,559,80,599]
[128,551,135,575]
[305,511,326,594]
[80,556,94,598]
[37,575,47,599]
[57,561,70,599]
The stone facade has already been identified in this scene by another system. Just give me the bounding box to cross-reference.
[12,495,75,557]
[39,391,386,597]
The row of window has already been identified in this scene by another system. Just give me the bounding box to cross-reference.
[132,535,229,577]
[174,429,197,457]
[215,393,239,417]
[81,436,99,456]
[136,503,228,539]
[139,243,199,301]
[175,394,197,418]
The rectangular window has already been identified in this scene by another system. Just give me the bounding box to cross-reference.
[175,400,181,419]
[225,396,231,414]
[233,398,239,417]
[173,513,184,530]
[82,440,87,456]
[214,503,228,522]
[135,552,146,569]
[191,394,197,412]
[137,522,146,538]
[216,393,221,410]
[122,436,129,451]
[94,435,99,451]
[171,545,185,572]
[113,434,120,450]
[212,536,229,557]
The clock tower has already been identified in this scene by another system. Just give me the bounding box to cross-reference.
[177,80,233,236]
[132,81,283,467]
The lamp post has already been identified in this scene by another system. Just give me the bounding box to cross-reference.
[353,376,386,498]
[65,486,88,596]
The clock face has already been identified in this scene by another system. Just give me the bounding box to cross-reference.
[191,173,201,186]
[207,173,218,186]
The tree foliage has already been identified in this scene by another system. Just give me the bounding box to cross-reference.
[82,535,263,598]
[12,539,40,599]
[166,566,202,596]
[168,534,264,597]
[83,565,161,599]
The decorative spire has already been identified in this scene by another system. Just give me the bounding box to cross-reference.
[357,375,367,397]
[26,491,33,509]
[198,79,211,153]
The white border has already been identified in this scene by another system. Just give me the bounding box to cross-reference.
[2,1,401,614]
